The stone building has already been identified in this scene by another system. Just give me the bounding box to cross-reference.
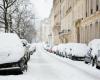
[53,0,61,45]
[40,18,51,44]
[52,0,100,44]
[49,8,54,46]
[79,0,100,44]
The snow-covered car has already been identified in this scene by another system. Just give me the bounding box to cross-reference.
[21,39,31,61]
[52,46,58,54]
[0,33,27,73]
[84,39,100,68]
[95,50,100,69]
[44,44,52,52]
[65,43,89,61]
[84,48,92,64]
[57,44,67,57]
[29,43,36,55]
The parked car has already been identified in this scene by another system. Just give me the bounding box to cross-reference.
[95,50,100,69]
[52,46,58,54]
[57,44,66,57]
[0,33,28,73]
[84,48,92,64]
[84,39,100,69]
[21,39,31,61]
[29,43,36,55]
[65,43,89,61]
[44,44,52,52]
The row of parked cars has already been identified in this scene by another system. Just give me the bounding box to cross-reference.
[44,39,100,69]
[0,33,36,73]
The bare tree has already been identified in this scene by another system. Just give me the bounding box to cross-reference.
[0,0,17,32]
[12,0,36,42]
[0,0,37,42]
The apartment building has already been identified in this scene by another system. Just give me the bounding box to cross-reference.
[52,0,100,44]
[53,0,61,45]
[40,18,51,43]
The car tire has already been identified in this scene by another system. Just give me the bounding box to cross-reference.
[92,59,95,66]
[96,64,100,69]
[92,58,96,67]
[19,59,28,73]
[85,61,89,64]
[28,53,30,61]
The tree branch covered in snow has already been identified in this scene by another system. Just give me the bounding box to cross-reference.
[0,0,36,42]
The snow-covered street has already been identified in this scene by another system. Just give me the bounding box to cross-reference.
[0,44,100,80]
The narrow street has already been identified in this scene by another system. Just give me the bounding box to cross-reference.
[0,44,100,80]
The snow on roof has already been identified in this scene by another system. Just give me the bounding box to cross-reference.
[0,33,25,64]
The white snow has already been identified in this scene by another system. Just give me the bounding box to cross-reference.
[0,43,100,80]
[29,43,36,52]
[65,43,89,57]
[0,33,25,64]
[88,39,100,57]
[52,46,58,52]
[58,44,66,52]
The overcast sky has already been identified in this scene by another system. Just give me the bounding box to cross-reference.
[30,0,53,20]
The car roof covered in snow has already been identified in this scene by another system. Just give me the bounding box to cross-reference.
[65,43,89,56]
[0,33,25,64]
[88,39,100,49]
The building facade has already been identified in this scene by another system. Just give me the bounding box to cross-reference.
[80,0,100,44]
[49,8,54,46]
[40,18,51,44]
[52,0,100,44]
[53,0,61,45]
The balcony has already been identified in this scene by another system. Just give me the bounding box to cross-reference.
[59,29,71,36]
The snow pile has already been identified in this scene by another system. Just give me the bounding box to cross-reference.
[0,33,25,64]
[65,43,89,57]
[88,39,100,57]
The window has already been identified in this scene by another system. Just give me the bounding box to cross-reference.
[96,5,99,11]
[96,0,99,11]
[95,21,99,38]
[86,12,87,17]
[86,0,88,17]
[91,9,93,14]
[90,23,92,40]
[90,0,93,14]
